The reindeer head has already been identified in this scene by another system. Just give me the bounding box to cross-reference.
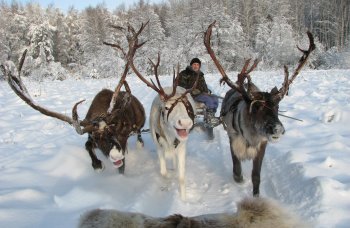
[204,21,315,143]
[91,119,125,168]
[131,54,198,142]
[245,87,285,142]
[73,90,139,168]
[157,86,196,141]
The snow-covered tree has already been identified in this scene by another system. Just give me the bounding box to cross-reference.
[65,7,83,65]
[256,16,298,68]
[0,3,29,64]
[28,20,55,64]
[47,7,70,65]
[79,4,110,62]
[127,2,166,75]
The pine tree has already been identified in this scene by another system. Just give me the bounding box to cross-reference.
[28,20,55,65]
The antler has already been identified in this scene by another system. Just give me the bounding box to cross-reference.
[131,51,178,101]
[103,21,149,113]
[275,31,315,101]
[204,21,258,101]
[124,23,183,101]
[107,21,198,102]
[1,50,95,135]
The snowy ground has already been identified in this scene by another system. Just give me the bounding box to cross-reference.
[0,69,349,228]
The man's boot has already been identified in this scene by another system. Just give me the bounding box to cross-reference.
[205,109,221,128]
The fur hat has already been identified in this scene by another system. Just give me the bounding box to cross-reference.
[190,58,201,66]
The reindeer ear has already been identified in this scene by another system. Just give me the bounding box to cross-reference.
[270,87,282,103]
[270,86,279,95]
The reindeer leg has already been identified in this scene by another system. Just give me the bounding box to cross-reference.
[252,142,267,197]
[232,153,243,183]
[229,137,243,183]
[177,144,186,201]
[158,148,167,177]
[137,131,144,147]
[118,158,125,174]
[85,135,104,171]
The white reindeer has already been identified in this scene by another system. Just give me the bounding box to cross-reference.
[133,66,198,200]
[149,86,196,200]
[121,22,198,200]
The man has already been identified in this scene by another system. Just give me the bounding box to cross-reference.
[177,58,220,126]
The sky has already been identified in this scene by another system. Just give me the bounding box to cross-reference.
[5,0,164,11]
[0,69,350,227]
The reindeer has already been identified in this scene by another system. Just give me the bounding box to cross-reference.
[204,21,315,196]
[133,60,198,201]
[115,23,198,200]
[1,24,147,174]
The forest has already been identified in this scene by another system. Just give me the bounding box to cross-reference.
[0,0,349,80]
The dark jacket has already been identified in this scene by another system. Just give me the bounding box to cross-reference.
[177,66,209,96]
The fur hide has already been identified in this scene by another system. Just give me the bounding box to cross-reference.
[78,197,308,228]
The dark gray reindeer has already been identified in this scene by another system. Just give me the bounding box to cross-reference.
[1,23,149,174]
[204,21,315,196]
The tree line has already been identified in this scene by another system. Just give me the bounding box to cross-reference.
[0,0,349,80]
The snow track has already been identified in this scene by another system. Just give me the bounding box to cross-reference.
[1,71,350,227]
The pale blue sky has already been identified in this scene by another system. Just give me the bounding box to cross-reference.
[5,0,164,11]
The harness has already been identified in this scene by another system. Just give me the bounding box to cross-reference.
[155,95,194,149]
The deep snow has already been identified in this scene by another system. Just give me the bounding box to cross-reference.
[0,69,350,227]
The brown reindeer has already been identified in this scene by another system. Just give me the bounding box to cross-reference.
[1,24,148,174]
[204,21,315,196]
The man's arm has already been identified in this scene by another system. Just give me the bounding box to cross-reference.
[177,70,190,89]
[196,75,209,94]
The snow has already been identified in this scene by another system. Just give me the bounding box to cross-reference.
[1,69,350,228]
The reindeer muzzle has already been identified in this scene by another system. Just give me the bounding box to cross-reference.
[109,146,125,168]
[174,118,193,140]
[268,124,285,142]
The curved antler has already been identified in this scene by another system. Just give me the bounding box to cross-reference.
[124,23,181,101]
[204,21,257,101]
[275,31,315,101]
[103,21,149,113]
[1,50,96,135]
[2,51,73,125]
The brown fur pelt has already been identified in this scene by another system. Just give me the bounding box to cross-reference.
[78,197,308,228]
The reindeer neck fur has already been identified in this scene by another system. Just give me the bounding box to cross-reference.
[222,88,267,160]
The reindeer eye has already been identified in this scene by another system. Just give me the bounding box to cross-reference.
[165,107,170,110]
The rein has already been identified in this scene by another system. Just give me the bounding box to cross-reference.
[249,99,303,122]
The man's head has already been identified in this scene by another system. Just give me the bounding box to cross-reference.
[190,58,201,72]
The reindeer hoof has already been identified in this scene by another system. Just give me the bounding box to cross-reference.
[136,140,144,150]
[253,189,260,197]
[118,165,125,174]
[93,161,104,172]
[234,174,243,183]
